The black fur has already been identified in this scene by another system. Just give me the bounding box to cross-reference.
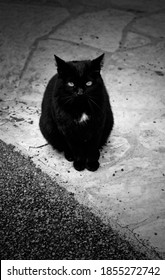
[39,54,114,171]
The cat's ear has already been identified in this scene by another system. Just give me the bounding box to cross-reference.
[54,55,68,76]
[91,53,104,72]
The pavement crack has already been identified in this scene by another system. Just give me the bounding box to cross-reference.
[19,7,89,82]
[118,16,140,51]
[52,38,110,53]
[115,221,162,259]
[19,15,72,81]
[117,8,165,52]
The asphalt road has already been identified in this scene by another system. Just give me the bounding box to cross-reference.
[0,140,148,259]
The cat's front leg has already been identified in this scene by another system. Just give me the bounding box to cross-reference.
[86,149,100,172]
[73,147,86,171]
[73,155,86,172]
[65,140,86,171]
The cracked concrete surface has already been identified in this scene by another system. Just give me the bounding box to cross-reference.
[0,0,165,259]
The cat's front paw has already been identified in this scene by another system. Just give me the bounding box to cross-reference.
[73,160,86,171]
[86,161,100,172]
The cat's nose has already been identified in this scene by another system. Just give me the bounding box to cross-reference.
[77,88,83,95]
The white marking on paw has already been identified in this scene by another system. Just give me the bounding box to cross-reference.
[79,113,89,123]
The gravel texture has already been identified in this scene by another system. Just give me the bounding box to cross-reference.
[0,140,148,260]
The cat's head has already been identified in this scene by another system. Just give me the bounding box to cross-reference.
[54,54,104,102]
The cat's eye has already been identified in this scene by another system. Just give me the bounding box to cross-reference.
[67,81,74,87]
[86,81,93,86]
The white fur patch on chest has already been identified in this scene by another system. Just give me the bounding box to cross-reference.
[79,113,89,123]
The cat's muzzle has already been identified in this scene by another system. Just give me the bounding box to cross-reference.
[77,88,84,95]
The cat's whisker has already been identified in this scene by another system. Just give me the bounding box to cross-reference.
[62,96,74,105]
[88,96,103,113]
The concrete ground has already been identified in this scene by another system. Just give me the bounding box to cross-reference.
[0,0,165,259]
[0,139,148,259]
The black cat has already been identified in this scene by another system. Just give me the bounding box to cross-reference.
[39,53,114,171]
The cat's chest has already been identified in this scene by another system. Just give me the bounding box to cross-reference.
[75,113,90,125]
